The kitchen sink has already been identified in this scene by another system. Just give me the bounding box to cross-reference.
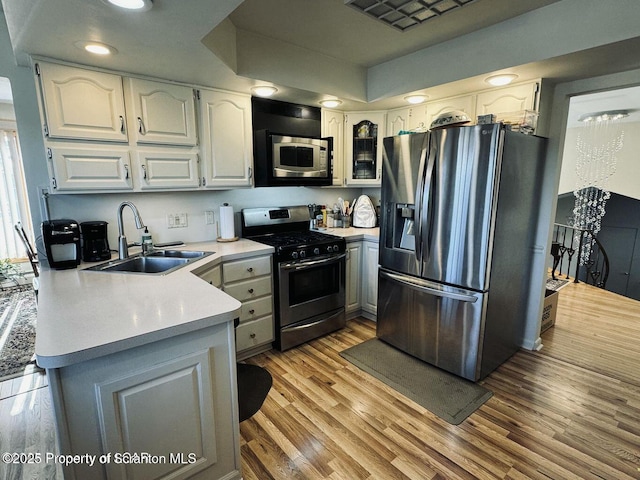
[84,250,213,275]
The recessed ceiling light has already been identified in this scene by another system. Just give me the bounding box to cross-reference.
[75,41,117,55]
[485,74,518,86]
[105,0,153,10]
[404,95,427,104]
[251,86,278,97]
[320,99,342,108]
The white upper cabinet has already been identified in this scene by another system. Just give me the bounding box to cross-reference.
[321,108,344,186]
[345,111,386,186]
[134,149,200,190]
[386,107,410,137]
[387,106,429,136]
[47,145,133,192]
[475,81,539,117]
[36,62,128,142]
[424,95,476,128]
[126,78,198,146]
[198,89,253,188]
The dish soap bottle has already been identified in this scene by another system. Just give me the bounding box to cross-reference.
[142,227,153,254]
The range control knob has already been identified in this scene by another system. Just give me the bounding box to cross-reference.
[327,245,334,253]
[300,250,306,258]
[291,251,299,259]
[333,244,340,252]
[313,247,320,255]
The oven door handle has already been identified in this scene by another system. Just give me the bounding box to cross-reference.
[280,253,347,271]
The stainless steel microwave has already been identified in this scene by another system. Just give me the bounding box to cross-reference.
[254,130,333,187]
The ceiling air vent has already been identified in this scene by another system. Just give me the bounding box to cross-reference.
[344,0,478,32]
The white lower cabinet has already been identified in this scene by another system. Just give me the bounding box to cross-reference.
[221,254,274,358]
[362,241,379,317]
[346,240,379,319]
[47,322,241,480]
[345,242,362,315]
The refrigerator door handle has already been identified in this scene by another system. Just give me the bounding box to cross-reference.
[414,134,431,264]
[380,269,478,303]
[417,138,437,264]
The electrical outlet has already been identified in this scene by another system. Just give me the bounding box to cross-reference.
[167,213,188,228]
[205,210,215,225]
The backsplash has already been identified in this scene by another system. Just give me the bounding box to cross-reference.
[43,187,376,253]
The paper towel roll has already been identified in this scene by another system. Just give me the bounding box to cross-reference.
[219,204,235,240]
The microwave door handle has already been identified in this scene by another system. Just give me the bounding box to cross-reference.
[280,253,346,271]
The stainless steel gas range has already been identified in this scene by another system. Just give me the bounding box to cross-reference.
[242,205,346,350]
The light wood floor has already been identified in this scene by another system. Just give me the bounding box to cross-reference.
[240,282,640,479]
[1,281,638,479]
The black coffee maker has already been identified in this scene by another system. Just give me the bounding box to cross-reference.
[80,221,111,262]
[42,219,82,269]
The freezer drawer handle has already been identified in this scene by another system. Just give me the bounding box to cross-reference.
[381,270,478,303]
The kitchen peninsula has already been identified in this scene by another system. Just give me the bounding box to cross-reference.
[36,239,272,480]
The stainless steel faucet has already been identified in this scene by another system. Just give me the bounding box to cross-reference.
[117,201,146,259]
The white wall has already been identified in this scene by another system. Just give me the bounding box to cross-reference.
[558,121,640,201]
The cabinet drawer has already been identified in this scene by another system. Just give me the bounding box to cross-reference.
[239,296,273,323]
[223,255,271,283]
[235,316,274,352]
[224,276,271,301]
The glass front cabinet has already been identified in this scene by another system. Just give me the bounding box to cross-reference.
[345,112,385,186]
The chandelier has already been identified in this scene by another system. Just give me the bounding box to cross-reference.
[572,110,627,264]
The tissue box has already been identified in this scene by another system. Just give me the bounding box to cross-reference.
[540,288,559,333]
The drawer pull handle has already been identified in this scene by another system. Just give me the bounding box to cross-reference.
[247,267,254,272]
[249,309,255,315]
[248,288,254,294]
[250,333,256,338]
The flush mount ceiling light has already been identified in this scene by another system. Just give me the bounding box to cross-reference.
[104,0,153,11]
[485,74,518,86]
[320,99,342,108]
[75,41,117,55]
[251,86,278,97]
[344,0,478,32]
[404,95,427,104]
[578,110,629,123]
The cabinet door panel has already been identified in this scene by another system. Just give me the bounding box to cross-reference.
[48,146,132,191]
[199,90,252,188]
[362,241,379,315]
[128,78,198,146]
[196,263,222,288]
[476,82,538,116]
[136,149,200,190]
[321,109,344,186]
[96,350,217,480]
[345,112,385,186]
[425,96,476,127]
[37,62,127,142]
[346,242,362,313]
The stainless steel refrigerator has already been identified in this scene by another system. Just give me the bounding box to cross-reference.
[377,123,547,381]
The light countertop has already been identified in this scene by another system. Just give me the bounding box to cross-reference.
[35,239,273,369]
[315,226,379,242]
[36,229,379,369]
